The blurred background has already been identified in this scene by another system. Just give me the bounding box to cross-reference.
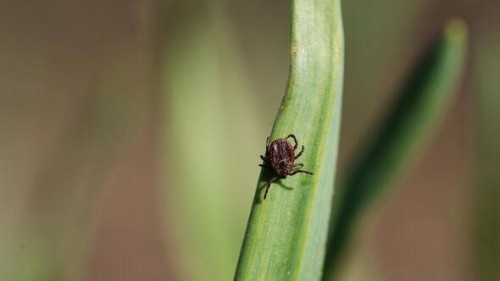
[0,0,498,280]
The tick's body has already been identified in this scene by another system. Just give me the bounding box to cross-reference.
[260,134,313,199]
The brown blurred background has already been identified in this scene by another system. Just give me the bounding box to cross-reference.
[0,0,498,280]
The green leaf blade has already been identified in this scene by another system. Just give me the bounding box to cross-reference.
[323,19,468,278]
[234,0,344,280]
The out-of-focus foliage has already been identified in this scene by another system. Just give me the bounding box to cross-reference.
[324,20,468,280]
[474,29,500,281]
[159,1,263,280]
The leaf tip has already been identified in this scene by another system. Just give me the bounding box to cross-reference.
[445,18,468,43]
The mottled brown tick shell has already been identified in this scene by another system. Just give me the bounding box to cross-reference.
[266,138,296,177]
[259,134,313,199]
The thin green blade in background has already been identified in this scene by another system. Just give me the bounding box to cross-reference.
[323,19,468,279]
[234,0,344,280]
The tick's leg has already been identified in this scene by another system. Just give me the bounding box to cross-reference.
[260,155,269,162]
[295,145,305,159]
[287,134,298,150]
[259,163,272,170]
[290,170,314,176]
[260,155,272,170]
[260,155,272,167]
[292,163,304,169]
[264,177,280,199]
[264,182,271,199]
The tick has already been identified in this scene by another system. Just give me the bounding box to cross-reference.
[259,134,314,199]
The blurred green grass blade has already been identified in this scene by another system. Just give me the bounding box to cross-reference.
[234,0,344,280]
[323,19,468,277]
[160,3,263,280]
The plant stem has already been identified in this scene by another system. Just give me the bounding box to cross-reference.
[234,0,344,280]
